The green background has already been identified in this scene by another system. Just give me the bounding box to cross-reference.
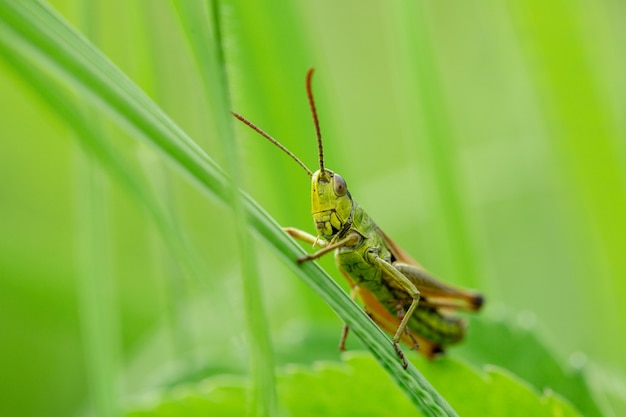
[1,0,624,416]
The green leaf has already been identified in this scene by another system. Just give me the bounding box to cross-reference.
[456,311,603,417]
[124,353,581,417]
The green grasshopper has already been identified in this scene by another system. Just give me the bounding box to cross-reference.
[233,68,483,369]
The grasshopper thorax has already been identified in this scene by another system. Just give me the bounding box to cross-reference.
[311,168,353,240]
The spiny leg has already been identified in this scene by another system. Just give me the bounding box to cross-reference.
[392,298,419,369]
[393,295,420,340]
[367,250,421,369]
[396,303,419,350]
[339,285,360,351]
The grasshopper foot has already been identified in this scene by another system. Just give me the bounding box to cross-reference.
[393,342,409,370]
[296,255,312,264]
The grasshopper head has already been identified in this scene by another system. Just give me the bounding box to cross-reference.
[311,168,353,240]
[233,68,352,241]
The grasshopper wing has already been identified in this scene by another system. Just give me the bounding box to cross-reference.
[376,228,484,312]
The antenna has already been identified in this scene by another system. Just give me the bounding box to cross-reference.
[306,68,325,174]
[232,111,313,177]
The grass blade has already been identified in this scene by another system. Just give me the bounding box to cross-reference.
[74,146,119,417]
[171,0,277,415]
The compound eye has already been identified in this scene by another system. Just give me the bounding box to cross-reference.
[333,174,347,196]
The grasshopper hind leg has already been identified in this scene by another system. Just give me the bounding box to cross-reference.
[395,303,420,351]
[391,297,419,370]
[393,343,409,370]
[366,250,421,370]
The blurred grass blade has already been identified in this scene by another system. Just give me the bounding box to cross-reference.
[390,0,481,288]
[507,0,626,358]
[122,1,197,367]
[0,1,457,414]
[73,5,119,416]
[74,146,119,417]
[171,0,277,415]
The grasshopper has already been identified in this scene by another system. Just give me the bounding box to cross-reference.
[233,68,483,369]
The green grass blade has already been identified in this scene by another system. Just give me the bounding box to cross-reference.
[507,0,626,366]
[0,2,456,415]
[72,5,120,415]
[74,146,119,417]
[4,4,216,281]
[1,0,217,376]
[171,0,277,415]
[121,1,196,368]
[390,0,481,288]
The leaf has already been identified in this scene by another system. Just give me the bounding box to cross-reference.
[456,310,603,417]
[124,353,581,417]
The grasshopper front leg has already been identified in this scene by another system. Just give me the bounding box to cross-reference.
[285,228,360,263]
[284,227,328,248]
[286,228,364,350]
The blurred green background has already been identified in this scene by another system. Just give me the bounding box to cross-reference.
[1,0,625,416]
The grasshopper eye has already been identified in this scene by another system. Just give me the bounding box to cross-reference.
[333,174,347,196]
